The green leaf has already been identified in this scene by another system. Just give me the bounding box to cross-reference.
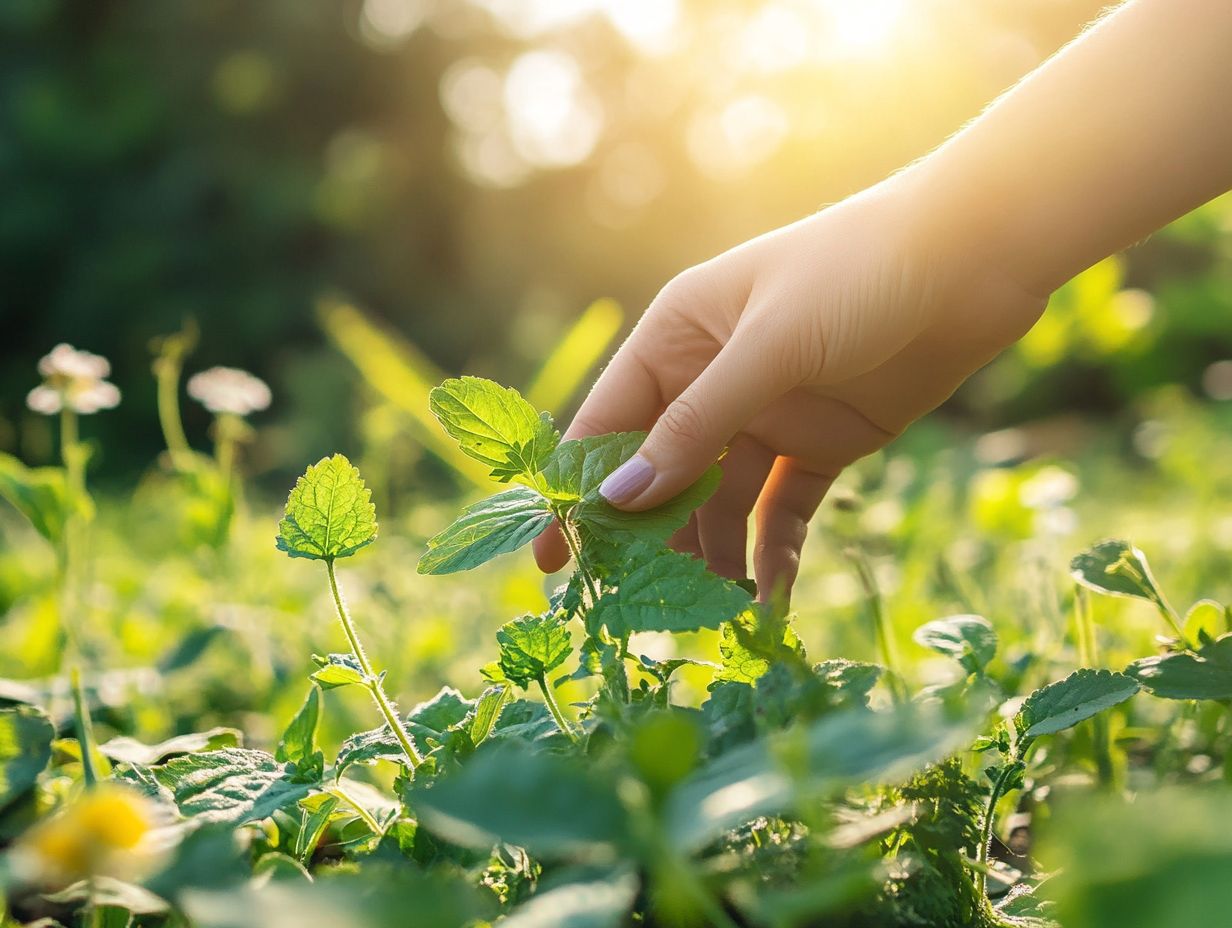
[1126,634,1232,700]
[0,453,80,545]
[417,486,552,575]
[1070,540,1167,608]
[310,653,365,689]
[409,743,629,856]
[334,686,481,775]
[121,749,318,825]
[1184,599,1229,645]
[665,703,978,852]
[540,433,721,551]
[913,614,998,675]
[467,685,511,744]
[501,869,638,928]
[589,544,751,636]
[718,606,806,684]
[496,613,572,687]
[275,687,323,781]
[276,454,377,561]
[1015,668,1139,741]
[429,377,559,482]
[0,705,55,812]
[539,432,644,501]
[100,728,242,766]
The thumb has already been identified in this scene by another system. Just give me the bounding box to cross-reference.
[598,335,785,511]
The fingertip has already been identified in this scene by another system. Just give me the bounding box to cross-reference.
[532,521,571,573]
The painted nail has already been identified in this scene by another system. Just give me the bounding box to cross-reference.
[599,454,655,505]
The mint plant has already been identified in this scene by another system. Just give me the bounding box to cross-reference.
[419,377,749,714]
[277,454,422,769]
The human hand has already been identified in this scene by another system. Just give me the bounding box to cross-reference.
[533,171,1046,597]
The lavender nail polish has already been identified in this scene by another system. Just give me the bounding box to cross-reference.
[599,454,655,505]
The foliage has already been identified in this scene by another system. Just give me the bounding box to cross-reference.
[6,374,1232,928]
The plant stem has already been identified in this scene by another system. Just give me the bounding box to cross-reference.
[1073,586,1115,788]
[154,354,193,470]
[537,673,579,743]
[60,408,83,502]
[325,559,423,769]
[328,786,383,835]
[559,514,600,607]
[846,547,906,702]
[71,668,99,788]
[976,759,1021,899]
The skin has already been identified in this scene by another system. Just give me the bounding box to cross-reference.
[534,0,1232,598]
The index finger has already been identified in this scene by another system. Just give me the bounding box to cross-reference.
[533,340,663,572]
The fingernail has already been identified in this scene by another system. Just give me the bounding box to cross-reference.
[599,454,655,505]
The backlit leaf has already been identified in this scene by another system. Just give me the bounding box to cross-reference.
[310,653,365,689]
[276,454,377,561]
[496,614,572,687]
[1070,540,1166,608]
[417,486,552,574]
[913,615,998,675]
[429,377,558,482]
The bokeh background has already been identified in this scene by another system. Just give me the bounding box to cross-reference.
[6,0,1232,494]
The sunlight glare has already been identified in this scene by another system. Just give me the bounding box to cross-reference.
[816,0,906,58]
[503,50,603,168]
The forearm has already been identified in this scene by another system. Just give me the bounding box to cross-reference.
[913,0,1232,297]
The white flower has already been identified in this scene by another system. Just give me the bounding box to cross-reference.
[26,385,63,415]
[187,366,271,416]
[38,343,111,381]
[27,343,121,416]
[72,381,122,414]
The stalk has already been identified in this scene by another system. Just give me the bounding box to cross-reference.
[845,548,906,702]
[558,514,600,607]
[328,786,383,835]
[537,673,579,743]
[325,560,423,769]
[1074,586,1114,788]
[975,760,1021,899]
[71,668,100,789]
[153,353,193,470]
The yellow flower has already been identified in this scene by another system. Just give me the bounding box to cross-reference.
[12,785,160,887]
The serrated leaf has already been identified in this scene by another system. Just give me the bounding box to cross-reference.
[497,613,572,687]
[589,544,751,636]
[1070,540,1166,608]
[467,685,510,744]
[0,705,54,812]
[1126,633,1232,700]
[120,749,317,825]
[100,728,242,766]
[540,433,721,553]
[334,686,476,775]
[418,486,552,574]
[429,377,559,482]
[913,614,998,675]
[718,606,806,684]
[486,699,560,744]
[500,869,638,928]
[1016,669,1139,741]
[310,653,365,689]
[408,743,628,856]
[276,454,377,560]
[276,687,323,781]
